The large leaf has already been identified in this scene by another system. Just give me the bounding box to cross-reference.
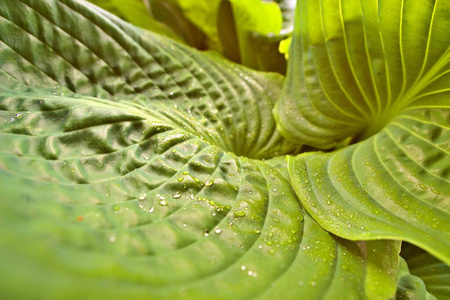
[401,243,450,299]
[0,0,400,298]
[288,107,450,265]
[281,0,450,266]
[275,0,450,149]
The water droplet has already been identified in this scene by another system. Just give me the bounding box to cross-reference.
[419,183,427,190]
[248,270,257,277]
[241,265,246,271]
[138,193,147,200]
[177,177,184,182]
[148,207,154,213]
[234,211,246,217]
[172,191,181,199]
[203,230,209,237]
[214,228,222,234]
[109,236,116,242]
[431,188,440,194]
[159,200,168,206]
[205,179,214,187]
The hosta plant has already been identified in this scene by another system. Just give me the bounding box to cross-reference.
[0,0,448,299]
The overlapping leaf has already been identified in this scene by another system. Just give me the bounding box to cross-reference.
[396,258,437,300]
[0,0,401,298]
[275,0,450,149]
[401,243,450,299]
[279,0,450,267]
[217,0,295,73]
[288,106,450,264]
[144,0,219,50]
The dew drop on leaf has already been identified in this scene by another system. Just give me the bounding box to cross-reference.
[234,211,246,217]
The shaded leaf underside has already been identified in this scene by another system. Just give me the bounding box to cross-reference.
[401,243,450,300]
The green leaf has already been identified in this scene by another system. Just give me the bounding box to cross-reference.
[279,36,292,60]
[274,0,450,149]
[217,0,287,73]
[85,0,181,41]
[396,257,437,300]
[280,0,450,269]
[401,243,450,299]
[288,106,450,265]
[0,0,401,298]
[144,0,213,50]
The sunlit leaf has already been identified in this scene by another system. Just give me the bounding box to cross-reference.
[275,0,450,149]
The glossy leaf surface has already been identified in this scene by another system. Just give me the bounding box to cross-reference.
[0,0,401,299]
[281,0,450,268]
[275,0,450,149]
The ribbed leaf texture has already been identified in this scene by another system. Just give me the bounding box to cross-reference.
[0,0,404,299]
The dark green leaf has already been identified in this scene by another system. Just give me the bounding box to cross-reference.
[401,243,450,299]
[144,0,212,49]
[396,258,437,300]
